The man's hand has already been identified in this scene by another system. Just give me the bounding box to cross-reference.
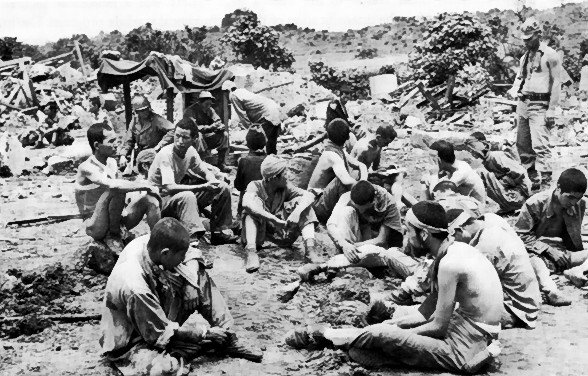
[200,181,222,193]
[270,216,287,230]
[286,213,300,229]
[545,117,555,129]
[206,327,228,345]
[546,247,567,269]
[119,156,127,168]
[341,242,360,264]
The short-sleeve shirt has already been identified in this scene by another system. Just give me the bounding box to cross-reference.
[148,145,206,192]
[448,160,486,203]
[245,180,305,215]
[329,185,402,233]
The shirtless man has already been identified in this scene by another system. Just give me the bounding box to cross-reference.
[350,124,397,171]
[75,123,161,251]
[287,201,503,374]
[310,119,368,223]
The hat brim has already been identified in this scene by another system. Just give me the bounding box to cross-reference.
[199,97,215,102]
[133,106,150,111]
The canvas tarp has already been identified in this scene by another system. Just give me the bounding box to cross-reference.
[97,51,234,93]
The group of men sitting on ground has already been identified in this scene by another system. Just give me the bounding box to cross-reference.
[73,81,588,375]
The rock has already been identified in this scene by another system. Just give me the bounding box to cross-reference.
[0,274,20,291]
[277,280,301,303]
[286,103,307,118]
[45,156,74,175]
[85,241,119,275]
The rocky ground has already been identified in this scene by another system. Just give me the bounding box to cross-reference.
[1,128,588,376]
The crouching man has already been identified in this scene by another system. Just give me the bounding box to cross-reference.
[100,218,262,376]
[242,155,320,272]
[75,123,161,251]
[287,201,503,374]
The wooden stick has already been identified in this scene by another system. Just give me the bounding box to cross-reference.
[254,81,294,94]
[36,51,74,65]
[73,41,88,85]
[0,313,101,323]
[6,214,82,227]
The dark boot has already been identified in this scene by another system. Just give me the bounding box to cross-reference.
[216,149,230,173]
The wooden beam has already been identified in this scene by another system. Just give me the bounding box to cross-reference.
[36,51,74,65]
[166,88,174,122]
[0,57,31,69]
[254,81,294,94]
[416,82,441,111]
[73,41,88,85]
[123,81,132,129]
[445,75,455,108]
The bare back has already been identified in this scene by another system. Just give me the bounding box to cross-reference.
[440,242,503,325]
[308,151,339,189]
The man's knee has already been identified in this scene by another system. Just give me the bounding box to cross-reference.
[174,191,196,203]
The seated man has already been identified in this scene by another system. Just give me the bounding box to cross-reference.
[100,218,261,376]
[448,209,541,329]
[514,168,588,306]
[234,126,268,215]
[350,124,397,171]
[147,119,237,245]
[119,95,174,170]
[326,181,403,264]
[427,140,486,204]
[223,80,282,155]
[465,132,531,214]
[242,155,319,272]
[310,119,368,223]
[183,91,229,172]
[286,201,503,374]
[75,123,161,251]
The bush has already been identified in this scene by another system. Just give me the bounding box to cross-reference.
[355,48,378,60]
[409,13,498,85]
[220,15,295,71]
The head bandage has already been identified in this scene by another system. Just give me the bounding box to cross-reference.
[405,209,449,234]
[448,211,473,232]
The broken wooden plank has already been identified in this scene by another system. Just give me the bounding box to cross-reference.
[0,313,101,323]
[73,41,88,85]
[0,57,31,69]
[6,213,83,227]
[254,81,295,94]
[484,96,518,107]
[416,82,441,111]
[398,86,420,108]
[36,51,74,65]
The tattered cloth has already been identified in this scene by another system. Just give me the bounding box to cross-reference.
[97,51,234,93]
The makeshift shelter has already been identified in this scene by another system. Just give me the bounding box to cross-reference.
[97,51,235,127]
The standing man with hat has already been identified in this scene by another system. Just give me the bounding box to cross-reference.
[222,81,282,155]
[508,17,562,185]
[119,94,175,170]
[183,91,230,172]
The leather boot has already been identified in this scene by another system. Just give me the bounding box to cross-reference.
[216,149,230,173]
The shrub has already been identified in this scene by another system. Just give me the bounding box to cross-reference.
[220,14,295,71]
[355,48,378,60]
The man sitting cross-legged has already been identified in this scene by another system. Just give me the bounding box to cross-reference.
[75,123,161,251]
[147,118,237,245]
[465,132,531,214]
[514,167,588,306]
[241,155,320,272]
[309,119,368,224]
[100,218,261,376]
[286,201,504,374]
[447,209,541,329]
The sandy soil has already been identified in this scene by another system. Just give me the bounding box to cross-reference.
[2,136,588,376]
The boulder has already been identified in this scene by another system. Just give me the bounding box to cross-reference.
[85,241,119,275]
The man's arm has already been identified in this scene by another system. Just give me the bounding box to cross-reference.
[242,191,284,225]
[346,153,368,181]
[159,157,218,195]
[546,51,562,118]
[81,164,153,193]
[372,150,381,171]
[119,125,136,157]
[286,191,316,225]
[199,108,224,133]
[326,195,361,263]
[355,225,392,248]
[410,259,458,338]
[327,152,359,186]
[514,200,544,254]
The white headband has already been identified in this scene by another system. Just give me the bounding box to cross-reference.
[448,212,472,232]
[405,209,449,234]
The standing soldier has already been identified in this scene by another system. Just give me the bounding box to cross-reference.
[508,18,562,185]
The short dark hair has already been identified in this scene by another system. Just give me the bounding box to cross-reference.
[446,208,476,228]
[87,122,113,152]
[176,118,199,138]
[350,181,375,205]
[412,201,448,240]
[430,140,455,164]
[376,124,397,141]
[246,128,267,151]
[558,168,587,194]
[469,132,486,142]
[432,180,458,193]
[147,218,190,253]
[326,118,350,146]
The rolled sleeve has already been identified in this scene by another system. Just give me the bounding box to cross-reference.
[127,292,179,349]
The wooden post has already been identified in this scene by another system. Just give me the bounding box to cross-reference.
[445,75,455,109]
[416,82,441,112]
[166,88,174,122]
[73,41,88,85]
[123,80,132,129]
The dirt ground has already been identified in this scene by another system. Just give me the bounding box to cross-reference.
[2,133,588,376]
